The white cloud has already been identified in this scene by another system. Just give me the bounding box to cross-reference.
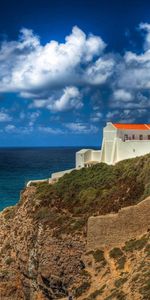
[32,86,82,112]
[139,22,150,50]
[0,111,11,122]
[85,57,115,85]
[28,111,40,126]
[38,126,64,134]
[0,26,108,99]
[113,89,133,101]
[4,124,33,134]
[5,124,16,132]
[90,111,103,122]
[65,122,98,134]
[48,87,82,112]
[1,23,150,127]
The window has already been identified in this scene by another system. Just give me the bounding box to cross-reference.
[148,135,150,140]
[132,135,135,140]
[124,134,128,141]
[139,135,143,140]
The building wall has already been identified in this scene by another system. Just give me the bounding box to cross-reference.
[118,129,150,141]
[101,123,117,164]
[76,150,92,168]
[116,139,150,163]
[51,168,75,179]
[87,198,150,250]
[91,150,101,161]
[76,150,101,168]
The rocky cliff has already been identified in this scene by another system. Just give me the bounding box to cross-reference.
[0,154,150,299]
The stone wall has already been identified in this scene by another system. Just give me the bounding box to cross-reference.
[87,198,150,250]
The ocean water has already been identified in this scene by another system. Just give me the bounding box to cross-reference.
[0,147,83,211]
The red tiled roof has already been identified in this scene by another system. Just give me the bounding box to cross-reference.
[113,124,150,130]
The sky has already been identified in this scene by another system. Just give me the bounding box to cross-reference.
[0,0,150,146]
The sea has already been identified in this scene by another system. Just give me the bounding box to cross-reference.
[0,147,97,211]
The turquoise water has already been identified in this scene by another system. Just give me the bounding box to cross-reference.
[0,147,83,211]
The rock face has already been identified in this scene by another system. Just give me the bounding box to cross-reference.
[0,186,150,300]
[0,187,86,300]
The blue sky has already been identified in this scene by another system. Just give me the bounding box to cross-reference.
[0,0,150,146]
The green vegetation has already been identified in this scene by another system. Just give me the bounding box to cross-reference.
[5,257,15,265]
[117,256,126,270]
[139,279,150,299]
[109,248,123,259]
[83,284,106,300]
[4,207,15,220]
[92,249,106,266]
[104,290,126,300]
[109,247,126,270]
[115,277,127,288]
[74,281,91,297]
[33,154,150,232]
[123,235,148,252]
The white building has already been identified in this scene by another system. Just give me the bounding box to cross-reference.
[27,122,150,186]
[76,122,150,167]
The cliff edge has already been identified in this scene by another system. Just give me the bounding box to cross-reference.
[0,154,150,299]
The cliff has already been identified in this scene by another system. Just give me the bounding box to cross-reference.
[0,154,150,299]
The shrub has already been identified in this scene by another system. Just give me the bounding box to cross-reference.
[84,284,106,299]
[93,249,106,266]
[115,277,127,288]
[109,248,123,259]
[123,235,148,252]
[117,256,126,270]
[74,281,91,297]
[5,257,14,265]
[139,279,150,299]
[104,290,126,300]
[4,207,15,220]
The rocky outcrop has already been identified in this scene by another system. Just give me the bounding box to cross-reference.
[0,187,86,299]
[0,185,150,300]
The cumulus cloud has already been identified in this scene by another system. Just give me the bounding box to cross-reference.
[113,89,133,102]
[1,23,150,132]
[139,22,150,50]
[32,86,82,112]
[108,23,150,119]
[0,26,110,100]
[85,57,115,85]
